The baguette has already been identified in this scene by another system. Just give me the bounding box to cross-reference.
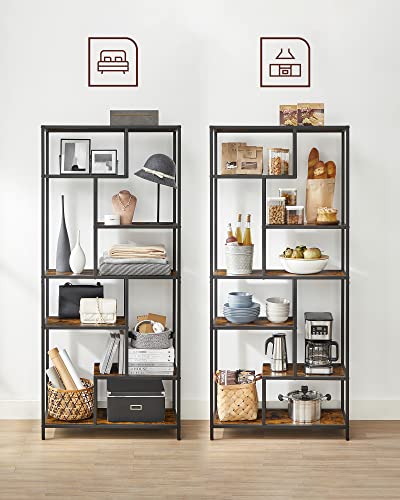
[326,160,337,178]
[313,161,327,179]
[308,148,319,169]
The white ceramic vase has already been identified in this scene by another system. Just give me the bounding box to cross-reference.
[69,230,86,274]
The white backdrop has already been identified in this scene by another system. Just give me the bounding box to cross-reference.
[0,0,399,418]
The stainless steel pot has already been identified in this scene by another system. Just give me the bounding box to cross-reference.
[278,385,331,423]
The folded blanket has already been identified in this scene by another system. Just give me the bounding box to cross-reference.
[99,257,171,276]
[102,252,167,265]
[109,244,166,259]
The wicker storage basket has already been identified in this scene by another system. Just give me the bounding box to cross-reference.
[215,372,261,422]
[48,378,94,421]
[225,245,254,275]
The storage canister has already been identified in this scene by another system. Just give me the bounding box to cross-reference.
[225,245,254,275]
[286,206,304,225]
[267,197,286,225]
[268,148,289,175]
[278,188,297,206]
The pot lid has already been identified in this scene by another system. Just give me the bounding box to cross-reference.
[288,386,322,401]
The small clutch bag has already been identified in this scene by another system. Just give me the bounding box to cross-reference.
[80,297,117,324]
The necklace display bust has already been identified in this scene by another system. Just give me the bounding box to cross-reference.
[111,190,137,224]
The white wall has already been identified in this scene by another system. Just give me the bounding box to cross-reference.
[0,0,399,419]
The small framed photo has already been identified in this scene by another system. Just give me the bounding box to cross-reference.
[60,139,91,174]
[91,150,118,174]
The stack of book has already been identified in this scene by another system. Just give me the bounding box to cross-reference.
[128,347,175,376]
[100,333,126,374]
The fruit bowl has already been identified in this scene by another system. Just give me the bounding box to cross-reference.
[279,255,329,275]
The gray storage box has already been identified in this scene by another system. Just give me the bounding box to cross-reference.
[107,380,165,422]
[110,110,159,126]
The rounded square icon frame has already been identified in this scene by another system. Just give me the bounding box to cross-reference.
[260,36,311,88]
[88,36,139,88]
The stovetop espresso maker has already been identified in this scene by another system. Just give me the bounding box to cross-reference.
[304,312,338,374]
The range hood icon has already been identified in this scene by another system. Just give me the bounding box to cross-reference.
[269,47,301,77]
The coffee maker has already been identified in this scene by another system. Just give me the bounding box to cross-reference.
[304,312,338,374]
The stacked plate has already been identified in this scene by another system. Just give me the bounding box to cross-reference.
[266,297,290,323]
[224,293,260,324]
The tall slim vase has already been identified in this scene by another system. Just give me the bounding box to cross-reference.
[56,195,71,273]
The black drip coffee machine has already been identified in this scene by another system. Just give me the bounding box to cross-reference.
[304,312,338,374]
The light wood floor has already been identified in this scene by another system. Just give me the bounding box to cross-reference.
[1,421,400,499]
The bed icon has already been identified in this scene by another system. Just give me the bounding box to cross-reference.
[97,50,129,74]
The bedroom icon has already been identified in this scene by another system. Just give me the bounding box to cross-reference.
[97,50,129,74]
[88,37,138,87]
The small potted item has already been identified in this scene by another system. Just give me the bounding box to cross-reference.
[317,207,339,225]
[286,206,304,225]
[268,148,289,175]
[267,197,286,225]
[225,216,254,275]
[278,385,331,423]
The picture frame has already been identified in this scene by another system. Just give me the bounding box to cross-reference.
[60,139,91,174]
[91,149,118,175]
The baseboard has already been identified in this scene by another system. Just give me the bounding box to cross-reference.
[1,400,399,420]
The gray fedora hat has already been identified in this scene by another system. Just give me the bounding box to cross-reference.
[135,154,177,188]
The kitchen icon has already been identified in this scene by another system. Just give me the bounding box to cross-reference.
[260,37,310,88]
[269,48,301,78]
[88,37,138,87]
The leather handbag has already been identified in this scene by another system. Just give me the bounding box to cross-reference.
[58,282,103,319]
[80,297,117,324]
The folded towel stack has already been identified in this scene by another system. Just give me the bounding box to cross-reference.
[99,243,171,276]
[109,244,166,259]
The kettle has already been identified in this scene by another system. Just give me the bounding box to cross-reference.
[265,333,288,372]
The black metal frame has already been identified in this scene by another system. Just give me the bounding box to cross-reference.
[209,125,350,440]
[41,124,181,440]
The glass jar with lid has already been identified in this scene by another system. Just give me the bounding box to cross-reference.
[268,148,289,175]
[267,197,286,225]
[279,188,297,206]
[286,206,304,225]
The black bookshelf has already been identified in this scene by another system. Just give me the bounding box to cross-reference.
[41,125,181,439]
[209,125,350,440]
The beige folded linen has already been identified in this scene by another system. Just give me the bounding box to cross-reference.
[109,244,166,259]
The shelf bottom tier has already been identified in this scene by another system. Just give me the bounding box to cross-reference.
[214,409,345,428]
[45,408,177,428]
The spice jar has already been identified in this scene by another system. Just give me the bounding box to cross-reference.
[286,206,304,225]
[267,197,286,225]
[279,188,297,206]
[268,148,289,175]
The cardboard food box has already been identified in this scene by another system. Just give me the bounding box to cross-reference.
[297,103,324,126]
[221,142,246,175]
[137,313,167,333]
[280,104,298,126]
[236,146,263,174]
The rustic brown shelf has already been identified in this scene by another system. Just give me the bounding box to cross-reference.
[45,413,94,426]
[45,269,95,278]
[45,316,127,330]
[213,269,346,280]
[262,363,346,380]
[265,408,345,426]
[45,269,179,280]
[96,222,178,229]
[265,224,347,230]
[214,317,294,330]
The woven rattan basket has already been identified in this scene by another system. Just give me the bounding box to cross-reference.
[215,372,261,422]
[48,378,94,421]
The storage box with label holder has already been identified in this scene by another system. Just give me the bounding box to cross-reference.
[107,379,165,422]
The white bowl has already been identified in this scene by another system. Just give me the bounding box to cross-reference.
[267,315,289,323]
[279,255,329,275]
[266,304,290,311]
[266,297,290,306]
